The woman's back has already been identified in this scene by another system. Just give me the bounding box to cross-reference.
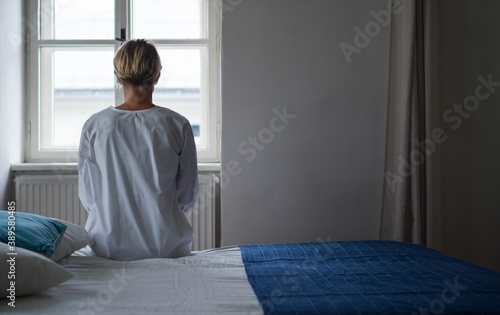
[78,101,198,260]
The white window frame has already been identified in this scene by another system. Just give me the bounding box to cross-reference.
[26,0,221,163]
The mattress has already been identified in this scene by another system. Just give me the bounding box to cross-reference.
[0,246,263,315]
[2,241,500,315]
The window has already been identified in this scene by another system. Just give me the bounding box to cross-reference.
[27,0,220,162]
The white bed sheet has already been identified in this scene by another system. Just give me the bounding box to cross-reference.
[0,247,263,315]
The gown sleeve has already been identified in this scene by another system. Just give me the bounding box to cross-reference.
[176,121,198,216]
[78,127,93,213]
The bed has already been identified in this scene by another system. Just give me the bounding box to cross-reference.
[0,246,263,314]
[2,240,500,314]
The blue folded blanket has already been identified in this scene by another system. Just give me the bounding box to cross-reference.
[240,240,500,314]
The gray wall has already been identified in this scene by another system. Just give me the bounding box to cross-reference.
[438,0,500,272]
[0,0,24,208]
[221,0,390,245]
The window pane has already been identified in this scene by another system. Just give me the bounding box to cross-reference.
[40,0,114,40]
[40,48,115,149]
[133,0,205,39]
[155,48,203,144]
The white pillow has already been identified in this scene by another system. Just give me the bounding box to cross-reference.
[0,242,73,298]
[51,219,95,262]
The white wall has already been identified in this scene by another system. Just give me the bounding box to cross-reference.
[0,0,24,207]
[221,0,390,245]
[438,0,500,272]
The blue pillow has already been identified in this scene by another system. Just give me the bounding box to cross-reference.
[0,210,67,257]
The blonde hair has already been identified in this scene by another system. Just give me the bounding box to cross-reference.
[113,39,162,87]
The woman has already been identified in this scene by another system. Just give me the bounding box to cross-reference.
[78,39,198,260]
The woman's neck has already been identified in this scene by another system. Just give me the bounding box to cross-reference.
[117,84,155,111]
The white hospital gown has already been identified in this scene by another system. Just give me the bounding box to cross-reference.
[78,106,198,261]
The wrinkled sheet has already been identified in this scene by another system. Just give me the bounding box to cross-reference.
[0,247,262,314]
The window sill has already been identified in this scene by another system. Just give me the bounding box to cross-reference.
[11,162,221,174]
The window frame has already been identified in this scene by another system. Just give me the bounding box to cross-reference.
[26,0,221,163]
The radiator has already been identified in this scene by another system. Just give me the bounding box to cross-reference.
[14,174,217,251]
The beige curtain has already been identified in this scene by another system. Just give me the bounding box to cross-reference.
[380,0,441,250]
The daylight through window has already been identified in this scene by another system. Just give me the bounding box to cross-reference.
[27,0,220,162]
